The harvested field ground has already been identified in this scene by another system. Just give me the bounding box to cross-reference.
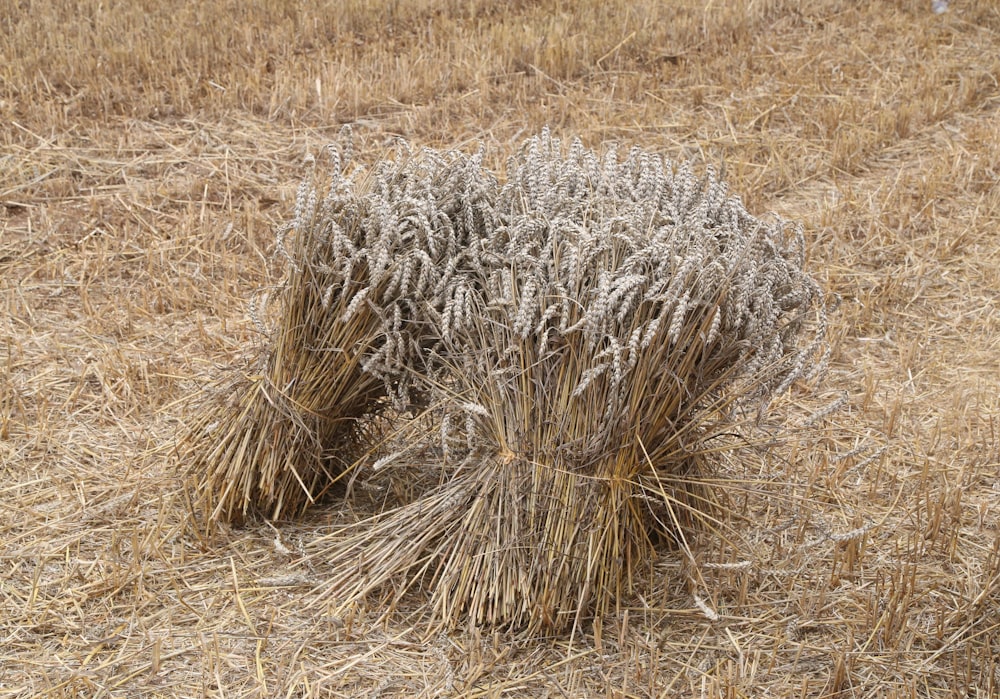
[2,0,999,696]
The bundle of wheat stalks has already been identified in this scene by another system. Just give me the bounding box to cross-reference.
[185,141,496,523]
[186,129,827,632]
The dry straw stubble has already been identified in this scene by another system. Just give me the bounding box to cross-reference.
[7,0,999,694]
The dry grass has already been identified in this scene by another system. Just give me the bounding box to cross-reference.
[2,0,999,696]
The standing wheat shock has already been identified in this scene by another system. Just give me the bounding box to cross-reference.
[304,129,829,634]
[183,133,499,525]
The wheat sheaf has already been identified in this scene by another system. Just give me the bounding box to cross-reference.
[185,128,829,633]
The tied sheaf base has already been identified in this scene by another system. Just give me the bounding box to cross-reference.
[183,129,828,634]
